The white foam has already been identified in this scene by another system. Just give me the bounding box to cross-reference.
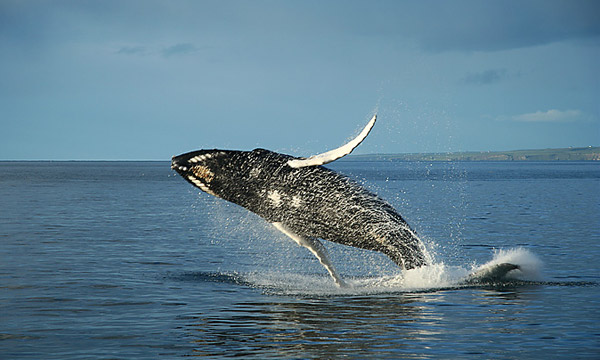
[401,263,469,290]
[238,247,543,296]
[472,247,543,281]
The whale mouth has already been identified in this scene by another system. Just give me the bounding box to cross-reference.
[171,159,189,173]
[171,152,204,174]
[171,152,220,196]
[171,152,193,172]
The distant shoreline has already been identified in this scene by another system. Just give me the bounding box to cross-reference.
[348,146,600,162]
[2,146,599,162]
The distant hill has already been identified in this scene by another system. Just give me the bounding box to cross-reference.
[348,146,600,162]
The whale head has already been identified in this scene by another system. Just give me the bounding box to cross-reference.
[172,148,291,202]
[171,150,230,197]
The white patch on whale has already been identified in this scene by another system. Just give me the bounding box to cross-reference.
[267,190,282,207]
[189,154,206,163]
[189,153,220,164]
[291,196,302,208]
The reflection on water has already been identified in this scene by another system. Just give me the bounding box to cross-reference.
[180,285,541,359]
[184,294,431,358]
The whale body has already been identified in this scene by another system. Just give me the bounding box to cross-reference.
[171,115,427,286]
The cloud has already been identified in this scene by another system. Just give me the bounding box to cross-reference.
[403,0,600,52]
[116,46,147,56]
[161,43,199,58]
[114,43,202,58]
[511,109,584,123]
[463,69,508,85]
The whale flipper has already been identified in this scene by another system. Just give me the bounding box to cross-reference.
[287,114,377,168]
[272,222,348,287]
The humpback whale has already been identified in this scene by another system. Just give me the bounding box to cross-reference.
[172,115,427,286]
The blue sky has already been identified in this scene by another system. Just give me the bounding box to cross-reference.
[1,0,599,160]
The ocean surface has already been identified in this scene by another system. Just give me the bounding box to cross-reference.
[1,160,599,359]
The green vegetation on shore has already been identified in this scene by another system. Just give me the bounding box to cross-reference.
[349,146,600,162]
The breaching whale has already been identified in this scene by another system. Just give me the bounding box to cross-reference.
[171,115,428,286]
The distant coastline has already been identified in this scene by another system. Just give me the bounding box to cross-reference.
[348,146,600,162]
[1,146,599,162]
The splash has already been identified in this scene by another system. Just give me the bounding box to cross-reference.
[472,247,543,281]
[237,247,543,296]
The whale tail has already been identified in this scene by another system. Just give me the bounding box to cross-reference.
[465,263,521,284]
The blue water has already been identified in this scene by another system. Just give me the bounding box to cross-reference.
[1,160,599,359]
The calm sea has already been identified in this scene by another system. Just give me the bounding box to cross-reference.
[1,160,599,359]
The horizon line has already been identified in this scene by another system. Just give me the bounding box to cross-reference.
[2,145,598,162]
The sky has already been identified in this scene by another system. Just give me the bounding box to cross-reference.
[1,0,599,160]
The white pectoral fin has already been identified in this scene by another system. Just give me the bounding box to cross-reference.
[287,114,376,168]
[272,222,347,287]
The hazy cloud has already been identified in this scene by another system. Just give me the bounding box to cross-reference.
[162,43,199,58]
[463,69,508,85]
[511,109,584,123]
[115,43,202,58]
[116,46,147,56]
